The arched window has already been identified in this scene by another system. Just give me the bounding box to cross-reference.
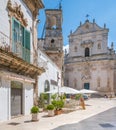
[44,80,50,103]
[85,47,90,57]
[44,80,50,92]
[51,39,55,47]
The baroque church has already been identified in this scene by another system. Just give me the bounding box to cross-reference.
[64,19,116,96]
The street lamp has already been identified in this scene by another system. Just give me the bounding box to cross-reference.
[57,72,60,98]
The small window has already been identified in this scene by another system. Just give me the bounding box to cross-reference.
[51,39,55,43]
[85,47,90,57]
[74,46,77,52]
[98,43,101,49]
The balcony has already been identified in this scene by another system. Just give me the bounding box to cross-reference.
[0,31,30,63]
[0,31,45,78]
[0,31,10,51]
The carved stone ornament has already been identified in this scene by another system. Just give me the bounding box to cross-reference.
[7,0,28,27]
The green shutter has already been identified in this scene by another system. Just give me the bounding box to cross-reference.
[24,29,30,63]
[12,18,20,53]
[12,17,30,63]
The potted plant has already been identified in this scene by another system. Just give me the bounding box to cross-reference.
[31,106,39,121]
[46,104,55,117]
[52,100,64,115]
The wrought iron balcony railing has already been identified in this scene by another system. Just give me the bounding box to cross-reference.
[0,31,30,63]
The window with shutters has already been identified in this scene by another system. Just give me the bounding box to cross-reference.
[12,17,30,63]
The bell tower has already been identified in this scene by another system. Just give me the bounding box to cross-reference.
[43,8,63,70]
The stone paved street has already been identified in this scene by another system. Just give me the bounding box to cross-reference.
[0,98,116,130]
[53,107,116,130]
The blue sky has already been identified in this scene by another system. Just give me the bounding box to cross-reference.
[38,0,116,49]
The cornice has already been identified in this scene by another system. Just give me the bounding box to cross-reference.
[7,0,28,27]
[22,0,44,19]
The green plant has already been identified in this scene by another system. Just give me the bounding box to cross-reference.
[52,100,64,110]
[51,94,57,100]
[75,94,82,100]
[31,106,39,113]
[59,94,66,101]
[47,104,55,110]
[38,93,49,108]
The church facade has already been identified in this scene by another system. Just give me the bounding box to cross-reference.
[64,19,116,96]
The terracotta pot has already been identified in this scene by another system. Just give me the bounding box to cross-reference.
[54,109,62,115]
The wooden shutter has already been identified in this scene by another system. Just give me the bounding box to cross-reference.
[24,29,30,63]
[12,18,20,53]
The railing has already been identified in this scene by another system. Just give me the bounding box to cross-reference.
[0,31,10,51]
[0,31,30,63]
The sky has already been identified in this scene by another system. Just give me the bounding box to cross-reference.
[38,0,116,50]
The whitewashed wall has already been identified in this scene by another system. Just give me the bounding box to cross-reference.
[23,83,33,115]
[38,49,61,95]
[0,77,10,121]
[0,73,34,121]
[0,0,34,121]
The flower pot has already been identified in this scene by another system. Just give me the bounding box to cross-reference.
[48,110,55,117]
[31,113,39,121]
[54,109,62,115]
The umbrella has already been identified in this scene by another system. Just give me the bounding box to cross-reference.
[79,89,97,94]
[46,86,80,94]
[60,86,80,94]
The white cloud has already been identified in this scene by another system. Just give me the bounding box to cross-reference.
[63,44,69,54]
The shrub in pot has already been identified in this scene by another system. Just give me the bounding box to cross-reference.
[52,100,64,115]
[31,106,39,121]
[46,104,55,117]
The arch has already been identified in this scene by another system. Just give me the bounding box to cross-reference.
[50,16,57,29]
[44,80,50,104]
[85,47,90,57]
[44,80,50,92]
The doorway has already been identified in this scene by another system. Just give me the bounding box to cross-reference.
[11,81,23,117]
[84,83,90,90]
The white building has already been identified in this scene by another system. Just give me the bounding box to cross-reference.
[0,0,44,121]
[64,19,116,96]
[38,48,61,95]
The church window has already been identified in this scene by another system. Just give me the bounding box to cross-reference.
[98,43,101,49]
[85,47,90,57]
[51,39,55,43]
[74,46,77,52]
[51,39,55,47]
